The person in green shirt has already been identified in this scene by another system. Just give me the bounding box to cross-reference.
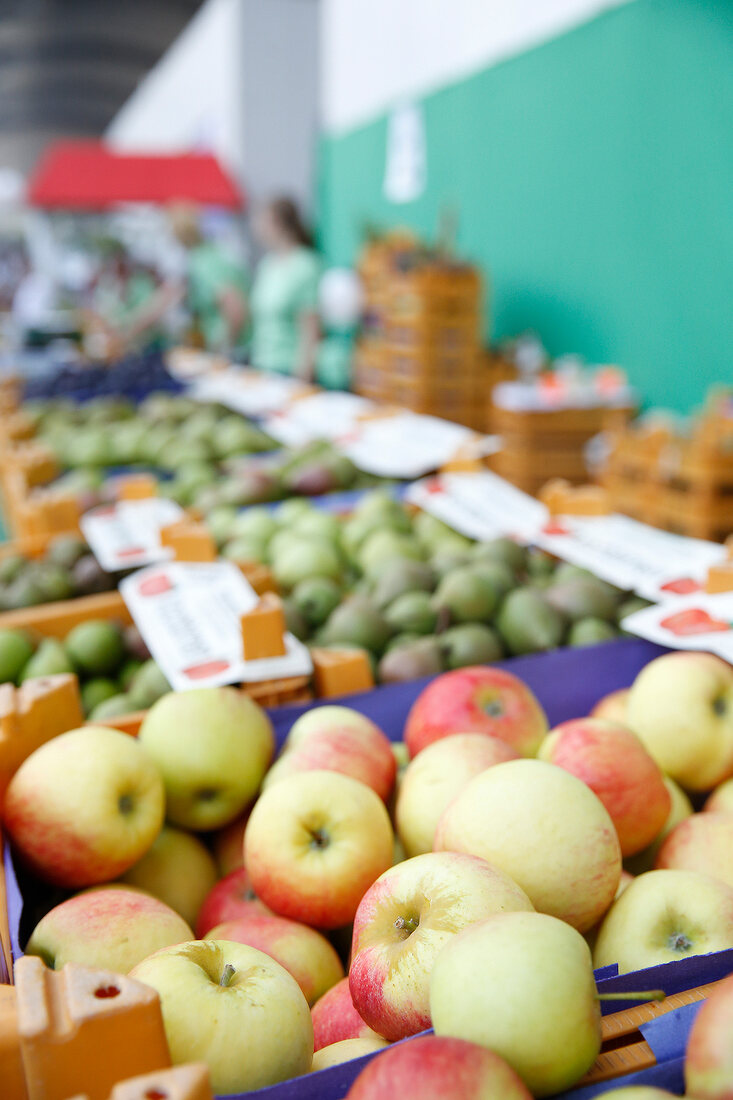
[250,198,321,380]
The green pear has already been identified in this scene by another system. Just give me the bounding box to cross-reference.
[567,617,618,647]
[0,629,35,683]
[430,911,602,1096]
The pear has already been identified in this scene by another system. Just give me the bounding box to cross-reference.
[430,911,602,1097]
[433,567,501,624]
[496,588,565,655]
[0,629,34,683]
[567,617,618,647]
[272,538,342,591]
[384,591,437,635]
[292,577,342,628]
[378,637,444,683]
[440,623,503,669]
[472,537,527,574]
[371,559,435,610]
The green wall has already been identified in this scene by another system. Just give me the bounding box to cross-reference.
[318,0,733,411]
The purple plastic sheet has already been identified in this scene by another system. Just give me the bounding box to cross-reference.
[4,636,685,1100]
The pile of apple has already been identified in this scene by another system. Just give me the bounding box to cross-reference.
[3,649,733,1097]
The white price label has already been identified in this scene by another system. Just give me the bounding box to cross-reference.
[406,472,546,541]
[621,592,733,660]
[537,514,724,600]
[341,414,478,479]
[80,498,184,573]
[120,562,312,691]
[264,391,375,447]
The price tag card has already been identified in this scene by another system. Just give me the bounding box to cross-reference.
[536,514,724,601]
[191,368,310,418]
[341,414,478,479]
[621,592,733,661]
[406,471,547,541]
[120,562,312,691]
[264,391,375,447]
[80,498,184,573]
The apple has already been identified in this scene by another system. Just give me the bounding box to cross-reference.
[266,707,397,802]
[655,812,733,889]
[591,687,630,724]
[626,652,733,791]
[311,976,384,1050]
[121,825,218,928]
[212,812,249,875]
[395,734,518,858]
[404,667,547,759]
[208,912,344,1005]
[704,777,733,813]
[593,869,733,973]
[429,911,602,1097]
[624,776,694,875]
[592,1090,678,1098]
[244,770,394,929]
[138,687,274,830]
[196,865,266,937]
[26,886,193,973]
[349,851,533,1040]
[345,1035,533,1099]
[130,939,313,1093]
[435,759,621,932]
[311,1036,389,1072]
[685,970,733,1099]
[538,719,670,856]
[3,726,164,888]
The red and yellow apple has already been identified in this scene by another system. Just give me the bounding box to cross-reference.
[131,939,313,1093]
[656,812,733,889]
[349,851,533,1040]
[624,776,694,875]
[591,688,630,724]
[26,886,192,973]
[685,970,733,1099]
[345,1035,533,1099]
[138,686,274,830]
[704,778,733,813]
[435,759,621,932]
[626,652,733,791]
[196,865,266,937]
[3,726,164,888]
[538,718,670,856]
[121,824,218,928]
[404,667,547,759]
[311,977,384,1050]
[212,812,249,875]
[593,869,733,973]
[266,707,396,802]
[395,733,518,858]
[208,911,344,1005]
[244,770,394,929]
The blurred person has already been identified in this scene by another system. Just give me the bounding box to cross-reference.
[105,205,249,355]
[249,197,321,380]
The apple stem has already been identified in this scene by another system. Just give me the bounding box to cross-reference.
[598,989,666,1003]
[219,964,236,988]
[394,916,419,934]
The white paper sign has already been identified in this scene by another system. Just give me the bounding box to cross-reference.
[536,514,724,601]
[341,414,477,478]
[120,562,312,691]
[621,592,733,661]
[190,368,309,418]
[264,392,375,448]
[383,101,426,204]
[80,498,184,573]
[406,471,547,541]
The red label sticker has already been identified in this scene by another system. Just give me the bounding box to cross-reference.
[425,478,445,494]
[138,573,174,597]
[183,659,230,679]
[659,608,731,636]
[542,521,571,536]
[117,547,146,559]
[660,577,701,595]
[93,504,117,517]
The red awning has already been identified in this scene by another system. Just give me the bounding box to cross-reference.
[28,141,244,210]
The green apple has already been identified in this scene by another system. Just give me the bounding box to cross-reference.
[435,759,621,932]
[311,1036,388,1072]
[626,652,733,791]
[131,939,313,1093]
[121,825,218,928]
[624,776,693,875]
[594,869,733,973]
[138,687,274,830]
[429,911,602,1096]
